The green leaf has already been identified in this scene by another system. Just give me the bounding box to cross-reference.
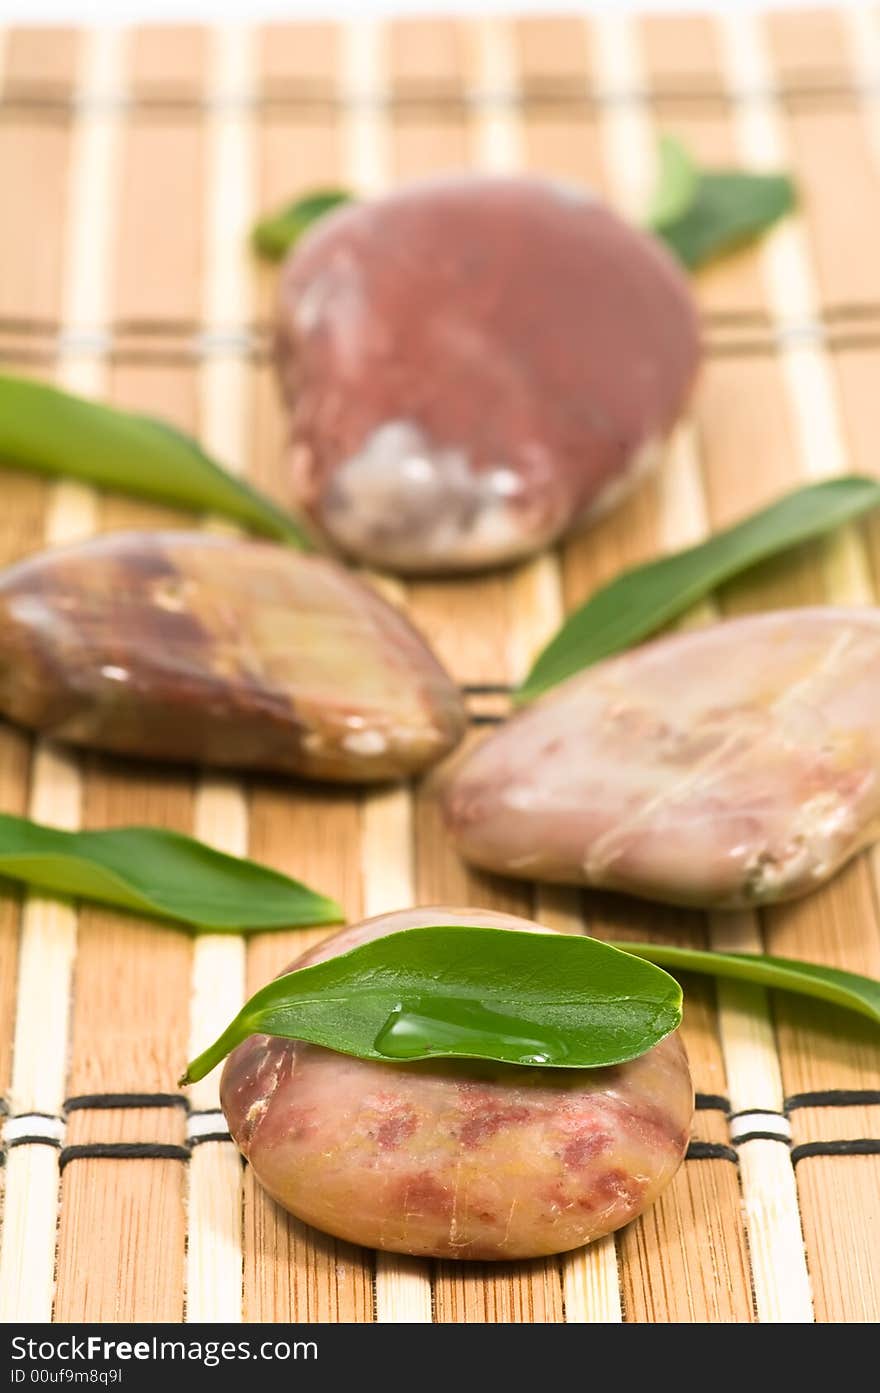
[181,925,682,1082]
[517,475,880,702]
[0,813,342,933]
[252,189,353,261]
[652,166,796,270]
[0,374,314,550]
[612,941,880,1026]
[647,135,699,230]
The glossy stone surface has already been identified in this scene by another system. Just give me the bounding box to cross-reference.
[443,609,880,907]
[275,175,700,573]
[0,531,464,782]
[221,906,693,1260]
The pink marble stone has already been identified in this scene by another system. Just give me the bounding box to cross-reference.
[221,907,693,1260]
[443,609,880,907]
[275,175,700,573]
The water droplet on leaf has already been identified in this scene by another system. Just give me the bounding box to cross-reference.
[373,997,570,1065]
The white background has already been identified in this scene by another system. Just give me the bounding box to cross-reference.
[3,0,865,25]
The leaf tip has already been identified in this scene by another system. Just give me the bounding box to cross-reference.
[510,682,536,707]
[250,225,285,262]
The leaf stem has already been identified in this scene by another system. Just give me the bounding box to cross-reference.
[180,1018,250,1086]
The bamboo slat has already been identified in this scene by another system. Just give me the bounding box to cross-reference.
[634,15,814,1306]
[508,12,622,1327]
[433,16,567,1325]
[53,27,197,1324]
[721,6,879,1323]
[183,23,257,1326]
[1,27,125,1323]
[244,18,375,1326]
[586,14,757,1325]
[341,17,432,1327]
[652,5,880,1322]
[0,22,60,1318]
[0,6,878,1325]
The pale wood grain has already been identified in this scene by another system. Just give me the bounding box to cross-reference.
[242,424,376,1317]
[508,12,623,1326]
[0,26,124,1324]
[589,12,760,1323]
[243,785,374,1322]
[340,16,432,1325]
[2,8,879,1326]
[410,13,565,1323]
[182,24,260,1324]
[242,18,378,1324]
[718,6,879,1323]
[52,28,202,1324]
[0,21,61,1307]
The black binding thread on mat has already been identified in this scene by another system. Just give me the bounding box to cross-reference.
[7,306,880,335]
[59,1143,191,1172]
[8,1091,880,1120]
[0,78,878,115]
[786,1089,880,1111]
[64,1093,189,1113]
[791,1140,880,1165]
[0,1094,874,1173]
[730,1132,792,1146]
[5,1126,877,1171]
[11,342,880,371]
[0,348,270,369]
[695,1093,730,1112]
[686,1142,738,1164]
[728,1107,787,1120]
[10,335,880,370]
[461,684,514,695]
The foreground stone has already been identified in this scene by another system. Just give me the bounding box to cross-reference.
[222,906,693,1260]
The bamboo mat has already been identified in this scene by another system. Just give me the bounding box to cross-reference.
[0,7,879,1325]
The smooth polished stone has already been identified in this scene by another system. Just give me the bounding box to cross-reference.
[442,609,880,907]
[0,531,465,782]
[275,175,700,573]
[222,906,693,1259]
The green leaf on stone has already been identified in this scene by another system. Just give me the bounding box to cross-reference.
[181,925,682,1082]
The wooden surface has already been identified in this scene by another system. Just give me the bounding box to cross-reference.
[0,8,879,1324]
